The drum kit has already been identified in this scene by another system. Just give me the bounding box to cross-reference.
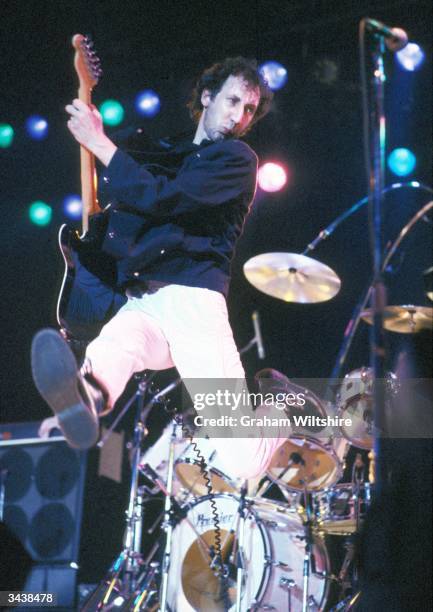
[80,196,432,611]
[81,370,378,612]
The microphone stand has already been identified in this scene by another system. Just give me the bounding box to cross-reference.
[302,181,432,256]
[365,22,388,495]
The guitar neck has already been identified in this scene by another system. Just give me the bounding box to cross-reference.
[78,86,100,234]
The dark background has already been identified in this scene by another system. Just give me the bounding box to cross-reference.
[1,0,432,589]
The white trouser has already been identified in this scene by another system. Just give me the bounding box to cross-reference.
[86,284,285,479]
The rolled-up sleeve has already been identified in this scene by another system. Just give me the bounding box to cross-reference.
[101,140,257,217]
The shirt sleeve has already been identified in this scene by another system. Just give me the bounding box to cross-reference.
[101,140,258,217]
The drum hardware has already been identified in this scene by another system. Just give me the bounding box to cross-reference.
[116,561,160,611]
[239,310,266,359]
[81,374,181,611]
[303,181,433,256]
[279,577,295,612]
[329,199,433,388]
[243,252,341,304]
[235,482,248,612]
[301,496,318,612]
[159,420,182,612]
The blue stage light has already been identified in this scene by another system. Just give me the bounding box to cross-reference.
[29,201,52,226]
[135,90,161,117]
[396,43,425,72]
[259,61,288,91]
[25,115,49,140]
[63,195,82,219]
[100,100,124,126]
[387,148,417,177]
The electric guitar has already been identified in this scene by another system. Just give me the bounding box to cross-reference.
[56,34,126,341]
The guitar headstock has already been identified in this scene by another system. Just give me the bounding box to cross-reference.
[72,34,102,93]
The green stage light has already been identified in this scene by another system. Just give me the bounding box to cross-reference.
[99,99,124,126]
[0,123,14,148]
[28,201,52,226]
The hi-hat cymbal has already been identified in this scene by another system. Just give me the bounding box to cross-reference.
[243,252,341,303]
[361,305,433,334]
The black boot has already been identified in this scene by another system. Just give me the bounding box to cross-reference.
[31,328,104,449]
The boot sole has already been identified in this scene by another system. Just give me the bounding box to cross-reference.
[31,328,98,449]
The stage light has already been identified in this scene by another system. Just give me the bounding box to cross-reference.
[0,123,14,148]
[63,195,82,219]
[99,99,124,126]
[113,597,125,607]
[28,201,52,227]
[257,162,288,192]
[396,43,425,72]
[387,148,417,177]
[135,89,161,117]
[259,61,288,90]
[25,115,49,140]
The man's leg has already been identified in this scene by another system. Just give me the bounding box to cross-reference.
[143,285,288,480]
[32,307,174,449]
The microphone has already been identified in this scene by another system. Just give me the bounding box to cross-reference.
[365,18,408,52]
[252,310,265,359]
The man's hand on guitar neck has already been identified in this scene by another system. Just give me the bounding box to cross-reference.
[65,98,117,167]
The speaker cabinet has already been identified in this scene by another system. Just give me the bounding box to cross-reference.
[0,423,86,607]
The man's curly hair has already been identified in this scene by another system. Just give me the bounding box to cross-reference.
[187,57,273,132]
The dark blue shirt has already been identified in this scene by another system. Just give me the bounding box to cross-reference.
[98,138,258,296]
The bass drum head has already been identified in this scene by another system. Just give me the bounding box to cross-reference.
[166,494,329,611]
[267,436,342,492]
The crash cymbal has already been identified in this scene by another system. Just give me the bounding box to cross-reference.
[243,252,341,303]
[361,305,433,334]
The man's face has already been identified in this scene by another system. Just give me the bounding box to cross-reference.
[200,75,260,142]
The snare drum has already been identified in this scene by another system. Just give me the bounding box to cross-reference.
[166,493,329,611]
[314,482,373,535]
[266,435,343,492]
[175,438,242,497]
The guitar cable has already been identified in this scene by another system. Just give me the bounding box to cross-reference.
[162,390,230,607]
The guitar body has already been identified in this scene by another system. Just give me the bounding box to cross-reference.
[56,221,126,341]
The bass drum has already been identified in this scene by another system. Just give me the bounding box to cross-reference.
[166,494,329,611]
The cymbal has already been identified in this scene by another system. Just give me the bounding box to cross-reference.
[361,305,433,334]
[243,252,341,303]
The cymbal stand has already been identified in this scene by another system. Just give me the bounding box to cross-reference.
[159,420,182,612]
[235,481,248,612]
[301,489,317,612]
[82,373,159,611]
[336,458,365,603]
